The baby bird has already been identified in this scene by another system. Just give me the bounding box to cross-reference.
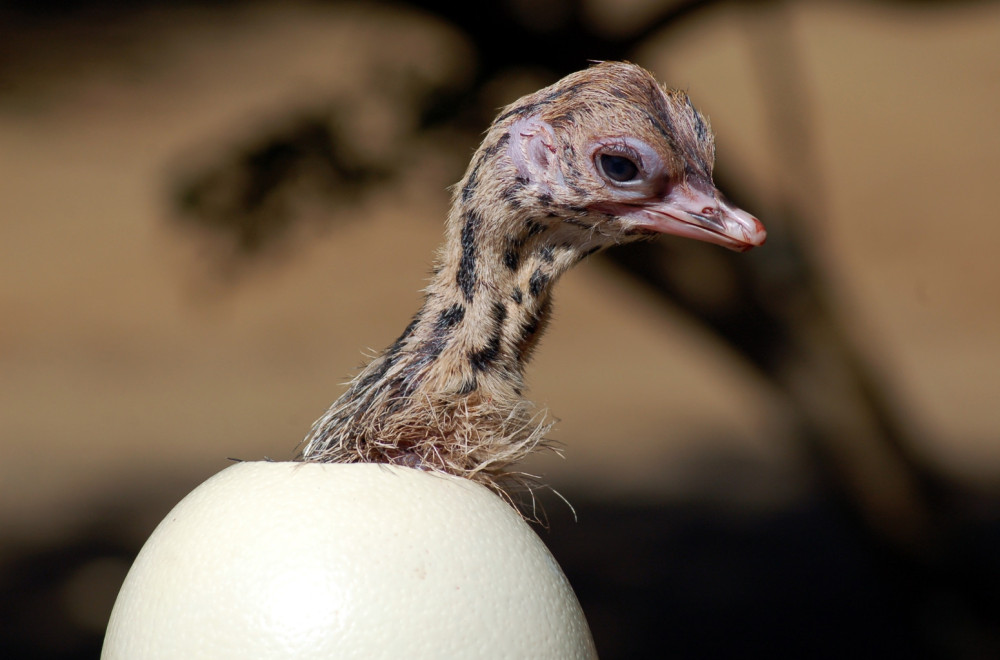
[300,62,765,489]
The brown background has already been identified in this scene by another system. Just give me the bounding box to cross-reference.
[1,1,998,658]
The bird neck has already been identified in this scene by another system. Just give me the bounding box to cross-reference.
[299,114,618,477]
[390,193,590,404]
[301,135,598,467]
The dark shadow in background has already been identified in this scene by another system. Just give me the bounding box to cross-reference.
[2,1,999,658]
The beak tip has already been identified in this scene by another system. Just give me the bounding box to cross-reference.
[751,218,767,246]
[738,215,767,250]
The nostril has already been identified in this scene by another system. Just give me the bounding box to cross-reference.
[702,207,715,216]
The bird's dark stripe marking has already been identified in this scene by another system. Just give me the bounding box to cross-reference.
[355,309,421,391]
[398,358,432,397]
[421,335,449,360]
[512,102,540,117]
[500,185,522,206]
[650,81,678,130]
[642,109,678,151]
[683,147,712,177]
[503,248,520,272]
[539,244,555,263]
[565,218,595,230]
[563,153,583,180]
[516,296,552,362]
[549,112,575,127]
[495,82,585,123]
[461,134,509,203]
[657,112,678,145]
[688,98,709,142]
[470,334,502,372]
[436,303,466,330]
[542,82,584,105]
[396,306,466,389]
[457,378,478,395]
[497,102,538,123]
[469,302,508,372]
[389,313,421,354]
[461,161,481,203]
[482,132,511,157]
[416,312,456,362]
[357,355,394,392]
[490,300,508,326]
[511,287,523,305]
[567,181,589,197]
[399,312,461,395]
[529,268,550,297]
[457,210,480,302]
[538,192,553,206]
[519,312,542,343]
[525,219,546,237]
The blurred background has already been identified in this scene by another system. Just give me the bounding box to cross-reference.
[2,0,999,657]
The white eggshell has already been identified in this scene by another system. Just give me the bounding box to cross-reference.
[102,462,596,659]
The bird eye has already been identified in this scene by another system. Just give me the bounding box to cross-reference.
[597,153,640,183]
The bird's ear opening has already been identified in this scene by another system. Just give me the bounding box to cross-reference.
[507,116,565,192]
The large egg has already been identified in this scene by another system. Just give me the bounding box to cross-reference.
[102,462,596,659]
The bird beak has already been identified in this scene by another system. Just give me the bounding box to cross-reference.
[631,179,766,252]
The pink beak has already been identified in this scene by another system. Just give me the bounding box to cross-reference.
[627,180,766,252]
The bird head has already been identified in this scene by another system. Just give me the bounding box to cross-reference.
[498,62,766,252]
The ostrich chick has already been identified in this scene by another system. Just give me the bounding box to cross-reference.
[300,62,765,489]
